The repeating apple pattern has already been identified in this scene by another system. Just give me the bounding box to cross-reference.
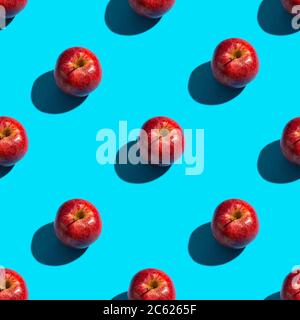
[0,0,299,300]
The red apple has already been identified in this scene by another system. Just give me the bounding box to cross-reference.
[280,117,300,165]
[0,268,28,300]
[54,199,102,249]
[281,268,300,300]
[0,116,28,167]
[0,0,27,19]
[139,116,184,166]
[211,38,259,88]
[128,268,176,300]
[129,0,175,19]
[54,47,102,97]
[211,199,259,249]
[281,0,300,13]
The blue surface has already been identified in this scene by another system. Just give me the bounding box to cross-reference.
[0,0,299,300]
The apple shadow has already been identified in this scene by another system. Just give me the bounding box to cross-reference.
[0,165,14,178]
[105,0,160,36]
[31,223,87,266]
[0,18,14,30]
[115,141,171,183]
[188,62,244,105]
[112,292,128,300]
[258,0,298,35]
[257,140,300,183]
[188,223,244,266]
[31,71,87,114]
[265,292,281,300]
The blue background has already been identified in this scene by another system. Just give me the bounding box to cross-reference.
[0,0,299,300]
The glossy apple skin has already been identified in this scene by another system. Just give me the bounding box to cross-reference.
[0,116,28,167]
[54,199,102,249]
[281,268,300,300]
[54,47,102,97]
[0,269,28,300]
[139,116,184,166]
[211,38,259,88]
[129,0,175,18]
[128,269,176,300]
[281,0,300,13]
[0,0,27,18]
[280,117,300,165]
[211,199,259,249]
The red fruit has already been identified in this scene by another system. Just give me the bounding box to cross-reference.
[0,116,28,167]
[281,268,300,300]
[128,268,176,300]
[129,0,175,19]
[54,199,102,249]
[139,116,184,166]
[211,199,259,249]
[0,0,27,18]
[280,117,300,165]
[54,47,102,97]
[0,268,28,300]
[211,38,259,88]
[281,0,300,13]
